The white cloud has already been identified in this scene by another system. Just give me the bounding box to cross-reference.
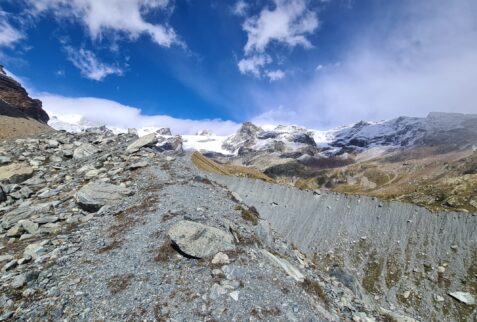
[65,46,123,81]
[238,54,271,77]
[232,0,249,17]
[266,69,285,81]
[243,0,318,54]
[39,93,239,135]
[25,0,178,47]
[0,12,24,47]
[250,0,477,128]
[238,0,318,79]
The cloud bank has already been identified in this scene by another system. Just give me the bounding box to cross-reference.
[39,93,239,135]
[253,0,477,128]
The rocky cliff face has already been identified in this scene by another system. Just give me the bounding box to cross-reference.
[0,66,49,124]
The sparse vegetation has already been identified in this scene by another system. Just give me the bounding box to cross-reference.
[107,274,134,294]
[154,239,176,262]
[191,151,273,182]
[301,278,330,307]
[235,205,259,225]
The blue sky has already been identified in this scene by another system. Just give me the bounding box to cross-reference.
[1,0,476,134]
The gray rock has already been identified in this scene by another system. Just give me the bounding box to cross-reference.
[168,220,235,258]
[20,220,39,235]
[33,216,59,224]
[73,143,99,159]
[126,133,158,153]
[156,136,183,152]
[0,255,14,263]
[0,185,6,203]
[23,243,47,260]
[211,252,230,265]
[11,274,27,289]
[128,161,148,170]
[256,219,273,246]
[0,156,11,165]
[47,140,60,148]
[209,283,227,300]
[75,181,134,212]
[0,163,34,183]
[156,128,172,136]
[1,202,56,229]
[6,224,24,237]
[2,260,17,271]
[448,291,475,305]
[10,186,33,199]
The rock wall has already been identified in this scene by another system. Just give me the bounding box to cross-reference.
[0,66,49,124]
[211,174,477,321]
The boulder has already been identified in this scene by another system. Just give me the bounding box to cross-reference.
[20,220,39,235]
[448,291,475,305]
[0,163,34,183]
[0,156,11,165]
[11,273,38,289]
[126,133,158,153]
[6,224,24,237]
[156,135,183,153]
[168,220,235,258]
[75,181,134,212]
[23,242,47,260]
[73,143,99,159]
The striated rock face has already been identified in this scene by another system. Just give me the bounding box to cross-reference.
[0,65,49,124]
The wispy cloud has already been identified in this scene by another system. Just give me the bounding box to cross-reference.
[266,69,285,81]
[232,0,249,17]
[65,46,123,81]
[24,0,179,47]
[0,11,24,47]
[237,0,318,79]
[238,54,271,77]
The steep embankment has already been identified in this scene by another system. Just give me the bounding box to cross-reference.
[0,100,52,140]
[210,174,477,321]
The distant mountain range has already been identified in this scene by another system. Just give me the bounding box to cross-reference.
[49,110,477,156]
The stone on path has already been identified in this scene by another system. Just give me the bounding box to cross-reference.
[75,181,134,212]
[448,291,475,305]
[126,133,158,153]
[168,220,235,258]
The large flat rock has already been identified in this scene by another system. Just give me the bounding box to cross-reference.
[75,181,134,212]
[168,220,235,258]
[0,163,34,183]
[126,133,158,153]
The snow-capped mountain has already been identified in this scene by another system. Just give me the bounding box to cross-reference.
[47,112,477,155]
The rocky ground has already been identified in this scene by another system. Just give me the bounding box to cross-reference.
[0,129,411,321]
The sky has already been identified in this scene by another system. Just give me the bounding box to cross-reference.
[0,0,476,134]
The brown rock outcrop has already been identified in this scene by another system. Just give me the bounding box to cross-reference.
[0,65,49,124]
